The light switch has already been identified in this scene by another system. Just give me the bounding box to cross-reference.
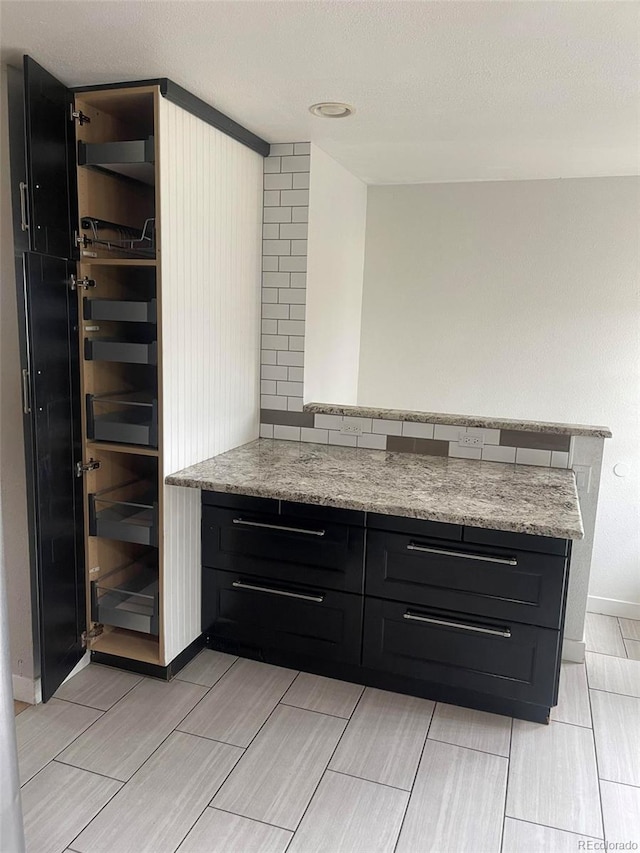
[573,464,591,493]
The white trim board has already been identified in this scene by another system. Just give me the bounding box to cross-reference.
[12,674,41,705]
[561,638,585,663]
[587,596,640,621]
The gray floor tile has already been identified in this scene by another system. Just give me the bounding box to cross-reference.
[550,662,592,728]
[618,617,640,641]
[179,658,297,747]
[58,678,207,781]
[396,740,507,853]
[176,649,238,687]
[328,687,434,790]
[281,672,364,718]
[289,770,408,853]
[427,702,511,756]
[21,761,121,853]
[590,690,640,786]
[623,639,640,661]
[178,810,291,853]
[585,613,627,657]
[54,664,142,710]
[73,732,242,853]
[212,704,346,830]
[507,719,603,837]
[16,698,103,785]
[502,818,600,852]
[586,652,640,698]
[600,780,640,845]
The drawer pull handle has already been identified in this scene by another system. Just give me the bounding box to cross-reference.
[232,518,325,537]
[406,543,517,566]
[403,611,512,638]
[232,580,325,603]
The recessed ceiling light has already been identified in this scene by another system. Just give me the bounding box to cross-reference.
[309,102,354,119]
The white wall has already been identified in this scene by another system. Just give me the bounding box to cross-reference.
[0,65,35,697]
[358,177,640,608]
[305,144,367,405]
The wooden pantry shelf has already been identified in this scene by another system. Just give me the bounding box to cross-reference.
[90,625,161,665]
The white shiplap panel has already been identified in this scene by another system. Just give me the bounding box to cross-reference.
[159,98,262,661]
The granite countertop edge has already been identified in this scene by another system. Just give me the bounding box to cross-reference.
[304,402,612,438]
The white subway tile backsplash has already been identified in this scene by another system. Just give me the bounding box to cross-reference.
[264,207,292,223]
[261,379,277,394]
[293,172,310,189]
[278,288,306,304]
[277,351,304,367]
[261,319,278,334]
[281,189,310,206]
[329,431,357,447]
[262,223,280,239]
[287,397,304,412]
[263,190,281,206]
[434,424,464,442]
[262,365,288,381]
[278,320,306,335]
[449,443,482,460]
[481,445,516,464]
[263,240,291,256]
[289,336,305,351]
[261,334,289,350]
[301,427,329,444]
[551,451,570,468]
[262,288,278,303]
[279,257,307,272]
[263,157,281,173]
[315,414,345,430]
[274,425,301,441]
[288,367,304,382]
[276,381,304,397]
[357,433,387,450]
[291,240,308,256]
[262,304,290,320]
[294,142,311,155]
[279,223,309,240]
[343,416,373,432]
[281,155,311,173]
[260,423,274,438]
[261,394,288,410]
[292,207,309,223]
[372,419,403,436]
[402,422,435,440]
[262,256,279,271]
[264,173,293,191]
[289,305,306,320]
[515,448,552,467]
[290,272,307,286]
[263,272,290,287]
[261,349,277,365]
[269,143,294,156]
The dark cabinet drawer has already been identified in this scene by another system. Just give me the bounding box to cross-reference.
[202,505,365,594]
[203,569,362,664]
[363,598,561,706]
[366,529,568,629]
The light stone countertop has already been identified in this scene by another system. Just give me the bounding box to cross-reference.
[304,402,612,438]
[166,439,584,540]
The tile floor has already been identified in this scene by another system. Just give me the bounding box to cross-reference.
[13,612,640,853]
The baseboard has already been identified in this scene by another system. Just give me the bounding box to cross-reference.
[562,638,586,663]
[12,673,41,705]
[587,596,640,621]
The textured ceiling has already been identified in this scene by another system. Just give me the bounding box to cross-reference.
[1,0,638,183]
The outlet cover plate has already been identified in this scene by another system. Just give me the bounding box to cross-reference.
[459,433,484,448]
[340,423,363,436]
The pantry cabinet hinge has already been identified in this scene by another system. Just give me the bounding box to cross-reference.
[81,624,104,649]
[75,458,100,478]
[74,231,90,249]
[70,106,91,125]
[69,275,96,292]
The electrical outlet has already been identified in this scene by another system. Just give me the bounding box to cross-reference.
[573,464,591,493]
[340,423,363,436]
[459,433,484,448]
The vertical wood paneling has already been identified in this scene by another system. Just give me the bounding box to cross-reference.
[159,99,262,661]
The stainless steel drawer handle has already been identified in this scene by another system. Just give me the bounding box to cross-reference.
[232,580,325,603]
[232,518,325,537]
[19,181,29,231]
[403,611,512,638]
[406,542,517,566]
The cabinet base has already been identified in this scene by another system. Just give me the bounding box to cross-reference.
[91,633,205,680]
[204,634,551,724]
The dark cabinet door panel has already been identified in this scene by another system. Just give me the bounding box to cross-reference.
[363,598,560,706]
[203,569,362,664]
[202,506,365,594]
[366,529,567,629]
